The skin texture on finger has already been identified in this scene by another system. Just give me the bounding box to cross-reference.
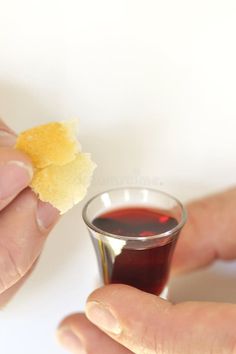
[85,285,236,354]
[0,119,60,302]
[0,188,60,294]
[172,187,236,275]
[0,118,17,147]
[58,313,133,354]
[0,118,17,136]
[0,257,39,308]
[0,147,33,211]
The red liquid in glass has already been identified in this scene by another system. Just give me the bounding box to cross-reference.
[92,207,178,295]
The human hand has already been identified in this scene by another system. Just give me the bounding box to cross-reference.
[0,119,60,306]
[58,188,236,354]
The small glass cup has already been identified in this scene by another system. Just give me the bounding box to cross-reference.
[83,187,187,298]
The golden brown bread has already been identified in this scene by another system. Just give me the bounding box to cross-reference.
[15,121,96,214]
[16,121,80,168]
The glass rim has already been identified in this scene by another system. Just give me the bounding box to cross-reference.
[82,187,187,241]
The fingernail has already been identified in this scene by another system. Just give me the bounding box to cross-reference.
[86,301,122,335]
[36,200,60,231]
[0,130,17,147]
[57,329,86,354]
[0,161,33,200]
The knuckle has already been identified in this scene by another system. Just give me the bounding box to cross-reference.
[0,243,23,293]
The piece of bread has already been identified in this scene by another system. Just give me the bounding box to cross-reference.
[16,121,80,169]
[15,121,96,214]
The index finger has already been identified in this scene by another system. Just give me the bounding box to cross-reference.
[84,285,236,354]
[0,119,33,211]
[0,118,17,147]
[172,187,236,275]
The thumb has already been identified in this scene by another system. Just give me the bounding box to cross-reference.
[85,285,236,354]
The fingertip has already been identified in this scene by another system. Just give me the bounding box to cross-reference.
[0,146,34,170]
[9,160,34,180]
[57,313,84,331]
[57,313,132,354]
[36,200,60,232]
[0,131,17,147]
[0,118,17,147]
[57,314,91,354]
[86,284,134,303]
[0,159,34,203]
[0,118,17,136]
[57,327,86,354]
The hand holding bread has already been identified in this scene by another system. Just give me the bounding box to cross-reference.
[0,118,95,306]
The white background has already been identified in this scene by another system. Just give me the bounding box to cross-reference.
[1,0,236,353]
